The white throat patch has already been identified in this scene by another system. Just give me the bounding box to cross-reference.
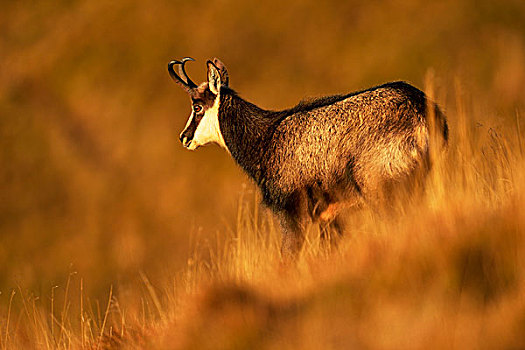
[188,94,227,150]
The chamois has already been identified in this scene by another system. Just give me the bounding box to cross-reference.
[168,57,448,258]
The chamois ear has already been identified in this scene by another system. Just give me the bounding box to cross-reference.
[207,60,221,95]
[213,58,229,87]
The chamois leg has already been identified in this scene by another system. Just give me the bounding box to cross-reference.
[279,212,307,260]
[319,202,342,232]
[279,190,310,259]
[318,202,345,249]
[319,216,344,249]
[317,194,361,249]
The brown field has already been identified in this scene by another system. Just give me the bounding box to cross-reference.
[1,0,525,349]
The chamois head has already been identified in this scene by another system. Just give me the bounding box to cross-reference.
[168,57,229,150]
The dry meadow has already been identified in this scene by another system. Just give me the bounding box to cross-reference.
[1,0,525,349]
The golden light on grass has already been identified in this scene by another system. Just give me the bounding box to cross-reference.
[1,0,525,349]
[3,84,525,348]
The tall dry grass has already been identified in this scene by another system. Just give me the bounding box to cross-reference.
[1,0,525,349]
[1,77,525,349]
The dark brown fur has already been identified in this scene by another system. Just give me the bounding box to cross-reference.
[170,58,448,258]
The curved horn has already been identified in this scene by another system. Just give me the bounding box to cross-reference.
[168,58,197,93]
[178,57,197,89]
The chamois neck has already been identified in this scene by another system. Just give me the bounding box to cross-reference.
[218,88,274,182]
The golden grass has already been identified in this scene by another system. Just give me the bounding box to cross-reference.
[2,78,525,349]
[1,1,525,348]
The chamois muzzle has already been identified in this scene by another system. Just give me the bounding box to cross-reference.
[179,131,193,148]
[168,57,197,94]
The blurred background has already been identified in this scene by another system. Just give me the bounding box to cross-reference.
[1,0,524,301]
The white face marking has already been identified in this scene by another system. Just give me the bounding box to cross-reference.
[183,94,227,151]
[179,110,195,149]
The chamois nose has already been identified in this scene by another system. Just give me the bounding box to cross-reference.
[179,132,192,148]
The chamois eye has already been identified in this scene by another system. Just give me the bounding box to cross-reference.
[193,105,202,113]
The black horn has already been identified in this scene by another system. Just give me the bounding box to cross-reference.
[168,57,197,93]
[178,57,197,88]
